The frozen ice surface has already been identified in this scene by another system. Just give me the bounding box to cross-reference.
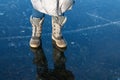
[0,0,120,80]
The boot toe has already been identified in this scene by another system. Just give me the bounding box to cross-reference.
[29,38,40,48]
[52,36,67,48]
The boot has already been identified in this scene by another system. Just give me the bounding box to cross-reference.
[52,16,67,48]
[29,16,44,48]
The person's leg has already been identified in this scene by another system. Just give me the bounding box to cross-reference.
[52,14,67,48]
[30,9,45,48]
[32,9,45,19]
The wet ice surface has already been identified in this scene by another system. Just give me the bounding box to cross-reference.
[0,0,120,80]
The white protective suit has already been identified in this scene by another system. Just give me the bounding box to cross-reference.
[31,0,74,16]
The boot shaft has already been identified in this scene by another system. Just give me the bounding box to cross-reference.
[30,16,44,37]
[52,16,67,39]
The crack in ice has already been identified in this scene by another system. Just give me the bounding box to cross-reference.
[0,20,120,40]
[64,20,120,33]
[86,12,120,26]
[86,12,112,22]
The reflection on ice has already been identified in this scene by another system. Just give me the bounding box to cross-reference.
[30,40,75,80]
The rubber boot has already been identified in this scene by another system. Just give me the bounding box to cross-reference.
[52,16,67,48]
[29,16,44,48]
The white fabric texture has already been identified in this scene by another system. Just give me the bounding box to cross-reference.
[31,0,74,16]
